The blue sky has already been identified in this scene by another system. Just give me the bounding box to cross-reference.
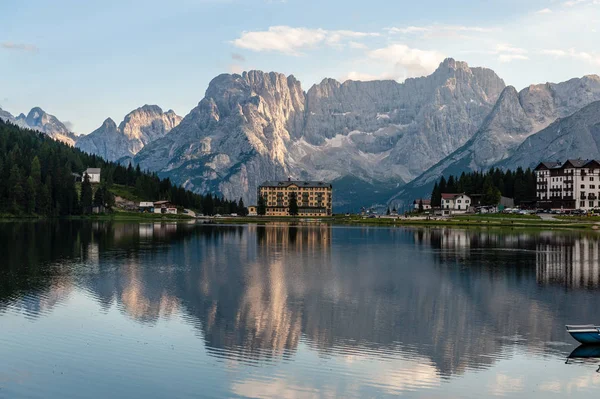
[1,0,600,133]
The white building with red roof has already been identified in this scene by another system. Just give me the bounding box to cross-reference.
[441,193,471,216]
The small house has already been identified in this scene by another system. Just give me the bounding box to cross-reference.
[153,200,172,214]
[166,207,177,215]
[413,199,432,211]
[139,202,154,213]
[85,168,101,183]
[441,193,471,216]
[248,205,257,216]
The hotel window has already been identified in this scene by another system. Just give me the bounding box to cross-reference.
[592,185,597,189]
[581,201,586,207]
[592,177,595,181]
[581,184,585,189]
[591,201,595,208]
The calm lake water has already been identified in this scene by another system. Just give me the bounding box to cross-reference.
[1,222,600,398]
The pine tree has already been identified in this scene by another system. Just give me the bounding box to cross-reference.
[238,197,247,216]
[257,195,266,216]
[31,156,41,185]
[26,176,36,214]
[81,173,93,211]
[37,176,52,215]
[289,192,298,216]
[94,184,105,207]
[419,199,424,213]
[430,182,440,207]
[8,165,24,214]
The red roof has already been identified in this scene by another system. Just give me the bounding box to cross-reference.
[441,193,465,200]
[414,199,432,205]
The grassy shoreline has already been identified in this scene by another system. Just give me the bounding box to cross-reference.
[0,211,195,222]
[205,215,595,230]
[2,212,599,230]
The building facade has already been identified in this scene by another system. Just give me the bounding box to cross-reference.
[85,168,101,183]
[441,193,471,215]
[247,206,257,216]
[413,199,432,211]
[258,180,333,217]
[535,159,600,210]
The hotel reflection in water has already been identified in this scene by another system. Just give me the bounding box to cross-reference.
[536,235,600,288]
[413,228,600,289]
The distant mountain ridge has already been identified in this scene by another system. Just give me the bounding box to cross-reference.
[0,106,78,145]
[75,105,182,163]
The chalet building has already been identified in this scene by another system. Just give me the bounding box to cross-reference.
[85,168,101,183]
[258,179,333,217]
[441,193,471,216]
[247,206,257,216]
[139,202,154,213]
[153,200,177,214]
[535,159,600,210]
[413,199,432,211]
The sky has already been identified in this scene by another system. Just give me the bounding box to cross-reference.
[1,0,600,134]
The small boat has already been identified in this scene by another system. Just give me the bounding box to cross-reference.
[566,325,600,344]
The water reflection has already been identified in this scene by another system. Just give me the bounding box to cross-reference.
[2,223,600,397]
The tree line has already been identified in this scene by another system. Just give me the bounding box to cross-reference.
[0,119,247,216]
[430,167,536,207]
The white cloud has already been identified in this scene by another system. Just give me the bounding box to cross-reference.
[232,26,379,55]
[536,8,553,14]
[541,48,600,65]
[365,44,446,80]
[564,0,587,6]
[341,71,392,82]
[462,44,529,63]
[387,24,496,38]
[495,44,527,55]
[1,42,38,52]
[348,41,368,50]
[498,54,529,62]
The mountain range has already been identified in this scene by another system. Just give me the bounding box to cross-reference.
[75,105,182,164]
[2,58,600,211]
[0,107,78,146]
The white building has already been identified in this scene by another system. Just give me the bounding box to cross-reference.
[535,159,600,210]
[441,193,471,215]
[85,168,101,183]
[413,199,432,211]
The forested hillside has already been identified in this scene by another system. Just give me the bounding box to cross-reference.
[430,167,536,206]
[0,120,245,216]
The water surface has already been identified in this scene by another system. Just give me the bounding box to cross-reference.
[1,222,600,398]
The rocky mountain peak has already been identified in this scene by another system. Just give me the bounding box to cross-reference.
[102,118,117,130]
[76,106,182,163]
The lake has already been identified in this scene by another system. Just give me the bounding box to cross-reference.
[1,221,600,398]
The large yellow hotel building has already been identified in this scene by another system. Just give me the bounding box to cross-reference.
[258,179,333,217]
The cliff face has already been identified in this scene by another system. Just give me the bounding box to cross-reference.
[76,105,182,163]
[134,59,506,205]
[499,100,600,170]
[390,74,600,209]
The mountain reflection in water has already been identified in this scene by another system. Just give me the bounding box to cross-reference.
[2,222,600,398]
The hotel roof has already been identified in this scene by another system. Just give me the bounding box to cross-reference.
[260,180,332,188]
[441,193,466,200]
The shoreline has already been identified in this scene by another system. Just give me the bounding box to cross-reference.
[1,213,599,230]
[207,215,598,230]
